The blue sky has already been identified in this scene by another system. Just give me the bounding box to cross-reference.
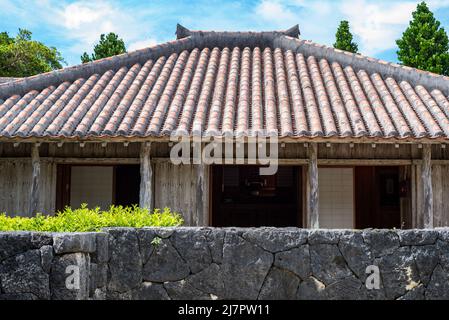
[2,0,449,66]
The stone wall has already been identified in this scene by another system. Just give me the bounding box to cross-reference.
[1,227,449,300]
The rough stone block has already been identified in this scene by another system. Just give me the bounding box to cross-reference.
[398,230,438,246]
[188,263,224,297]
[274,245,311,280]
[40,245,54,274]
[309,244,353,285]
[338,232,373,281]
[170,228,212,274]
[242,227,308,252]
[0,249,50,299]
[222,231,273,299]
[296,276,328,300]
[107,228,142,293]
[142,238,190,282]
[376,246,419,299]
[205,228,225,264]
[132,282,170,300]
[50,252,90,300]
[0,232,32,261]
[258,267,300,300]
[362,230,399,258]
[308,229,342,245]
[53,233,97,254]
[425,264,449,299]
[164,280,210,300]
[91,233,108,263]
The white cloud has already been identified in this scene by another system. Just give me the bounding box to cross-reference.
[56,1,154,56]
[62,2,105,29]
[254,0,340,45]
[255,0,298,27]
[340,0,416,55]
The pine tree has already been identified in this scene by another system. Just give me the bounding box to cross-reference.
[0,29,65,77]
[81,33,126,63]
[396,1,449,75]
[333,20,358,53]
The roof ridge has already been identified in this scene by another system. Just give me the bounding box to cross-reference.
[176,24,300,40]
[276,35,449,96]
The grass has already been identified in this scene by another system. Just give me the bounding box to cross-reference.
[0,204,184,232]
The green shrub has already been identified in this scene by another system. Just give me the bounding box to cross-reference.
[0,204,184,232]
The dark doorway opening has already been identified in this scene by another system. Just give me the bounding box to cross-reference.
[211,165,302,227]
[55,164,140,211]
[355,166,401,229]
[114,165,140,207]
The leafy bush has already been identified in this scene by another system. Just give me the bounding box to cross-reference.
[0,204,184,232]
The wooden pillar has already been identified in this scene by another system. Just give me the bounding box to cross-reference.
[29,144,40,216]
[307,143,319,228]
[422,144,433,228]
[139,142,153,211]
[195,164,206,226]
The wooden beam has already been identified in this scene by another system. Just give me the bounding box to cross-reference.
[150,158,414,166]
[0,157,443,166]
[139,142,153,211]
[422,144,433,228]
[318,159,412,166]
[29,144,40,216]
[196,163,206,226]
[307,143,319,229]
[52,158,139,164]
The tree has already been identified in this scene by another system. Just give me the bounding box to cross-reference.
[396,1,449,75]
[334,20,358,53]
[0,29,65,77]
[81,33,126,63]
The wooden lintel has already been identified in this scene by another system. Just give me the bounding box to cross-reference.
[0,157,440,166]
[53,158,139,164]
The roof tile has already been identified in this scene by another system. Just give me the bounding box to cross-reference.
[1,30,449,140]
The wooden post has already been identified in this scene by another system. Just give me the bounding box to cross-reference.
[139,142,153,211]
[422,144,433,228]
[307,143,319,228]
[196,164,206,226]
[29,144,40,216]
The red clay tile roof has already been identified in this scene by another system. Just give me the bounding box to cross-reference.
[1,25,449,141]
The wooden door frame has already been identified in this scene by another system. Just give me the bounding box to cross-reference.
[209,164,303,227]
[306,164,411,229]
[55,163,139,212]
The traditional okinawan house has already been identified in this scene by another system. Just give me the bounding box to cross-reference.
[0,24,449,229]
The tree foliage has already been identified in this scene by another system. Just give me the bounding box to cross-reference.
[396,1,449,75]
[0,29,65,77]
[333,20,358,53]
[81,32,126,63]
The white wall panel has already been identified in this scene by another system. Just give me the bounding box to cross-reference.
[70,166,113,210]
[319,168,354,229]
